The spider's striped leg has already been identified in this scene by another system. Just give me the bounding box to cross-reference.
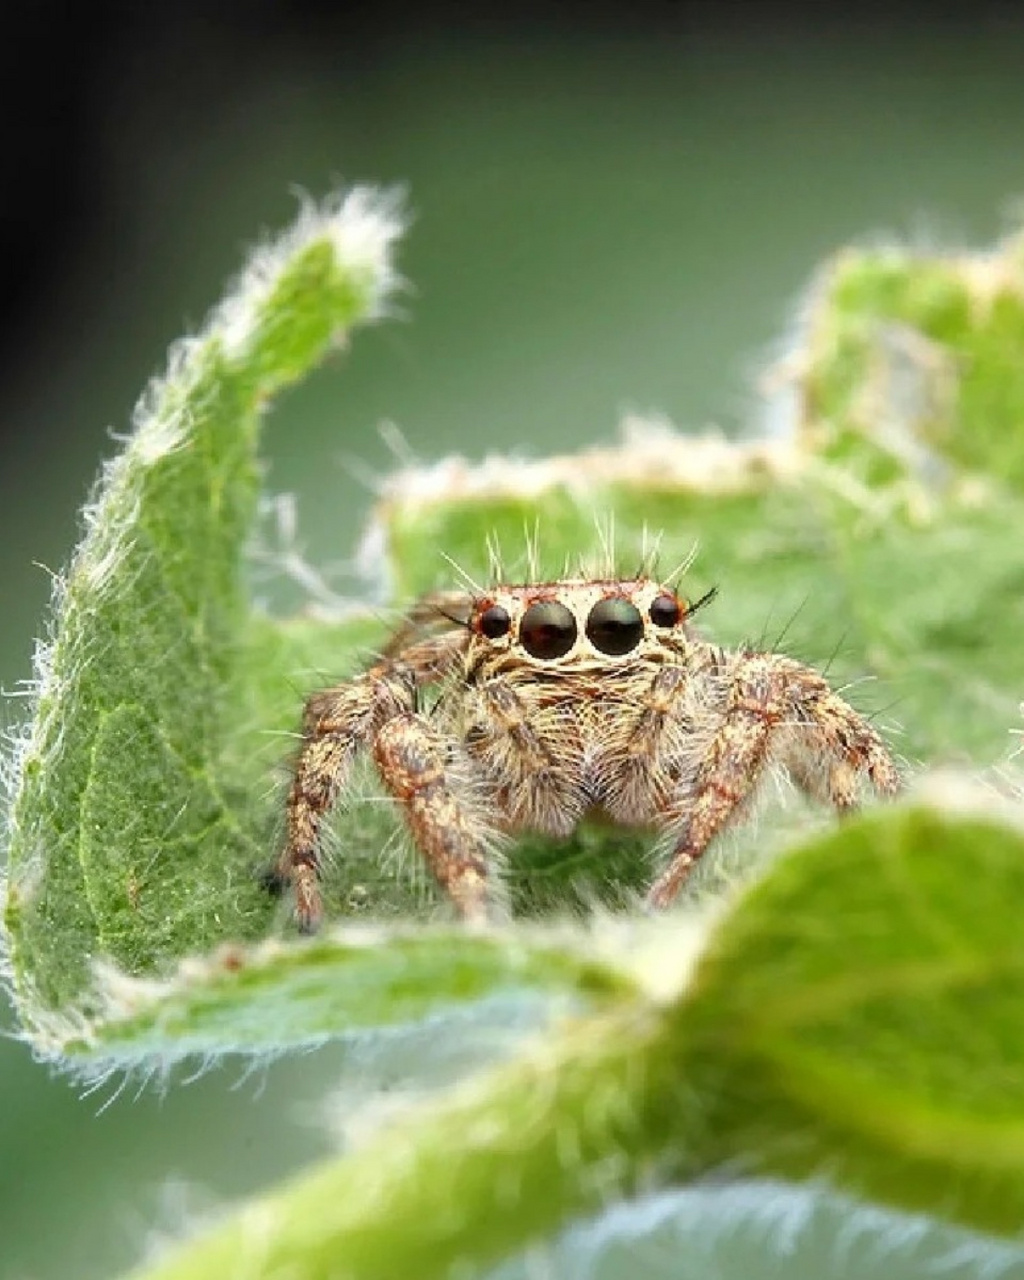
[373,712,495,921]
[647,653,899,908]
[274,631,468,932]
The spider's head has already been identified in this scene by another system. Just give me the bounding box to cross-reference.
[465,578,717,669]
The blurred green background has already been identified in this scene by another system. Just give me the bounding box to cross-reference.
[3,15,1024,1279]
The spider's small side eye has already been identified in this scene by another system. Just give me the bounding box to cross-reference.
[650,593,682,628]
[520,601,577,659]
[478,604,511,639]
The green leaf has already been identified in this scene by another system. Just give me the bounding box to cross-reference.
[1,191,407,1031]
[375,427,1024,766]
[797,233,1024,491]
[490,1181,1024,1280]
[62,925,634,1065]
[121,796,1024,1280]
[677,791,1024,1236]
[1,192,671,1066]
[119,995,686,1280]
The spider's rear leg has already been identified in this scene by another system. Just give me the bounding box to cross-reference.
[646,654,899,909]
[380,591,475,658]
[373,712,494,922]
[784,696,901,810]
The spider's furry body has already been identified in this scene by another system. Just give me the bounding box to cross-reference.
[274,574,900,930]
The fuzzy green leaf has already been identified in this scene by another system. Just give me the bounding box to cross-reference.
[376,430,1024,766]
[677,793,1024,1237]
[0,195,671,1065]
[797,232,1024,491]
[120,797,1024,1279]
[2,192,409,1036]
[62,925,635,1064]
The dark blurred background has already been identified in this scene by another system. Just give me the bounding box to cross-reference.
[3,7,1024,1278]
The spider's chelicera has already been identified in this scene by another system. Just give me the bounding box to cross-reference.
[270,575,900,931]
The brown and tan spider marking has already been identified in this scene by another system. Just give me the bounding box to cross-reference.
[269,573,901,931]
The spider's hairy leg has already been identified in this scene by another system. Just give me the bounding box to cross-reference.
[379,591,475,659]
[646,653,900,909]
[603,664,692,820]
[275,632,467,931]
[277,676,401,931]
[372,713,494,922]
[781,673,902,808]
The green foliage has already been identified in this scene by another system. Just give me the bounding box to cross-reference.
[3,198,1024,1278]
[800,233,1024,491]
[122,799,1024,1279]
[2,191,408,1026]
[66,926,633,1063]
[678,798,1024,1236]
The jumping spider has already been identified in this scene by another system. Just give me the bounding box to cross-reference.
[271,574,900,930]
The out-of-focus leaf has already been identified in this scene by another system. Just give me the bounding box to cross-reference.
[120,797,1024,1279]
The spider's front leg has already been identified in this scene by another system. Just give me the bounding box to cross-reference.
[646,652,901,909]
[274,631,466,932]
[372,713,495,923]
[274,672,406,932]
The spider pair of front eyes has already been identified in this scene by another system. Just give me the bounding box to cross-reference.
[476,593,683,660]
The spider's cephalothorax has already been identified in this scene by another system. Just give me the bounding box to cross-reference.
[272,576,900,930]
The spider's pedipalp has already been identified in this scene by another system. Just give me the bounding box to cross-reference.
[467,678,585,836]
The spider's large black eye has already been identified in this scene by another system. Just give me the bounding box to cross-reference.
[650,593,682,628]
[520,601,577,660]
[478,604,511,639]
[586,597,644,655]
